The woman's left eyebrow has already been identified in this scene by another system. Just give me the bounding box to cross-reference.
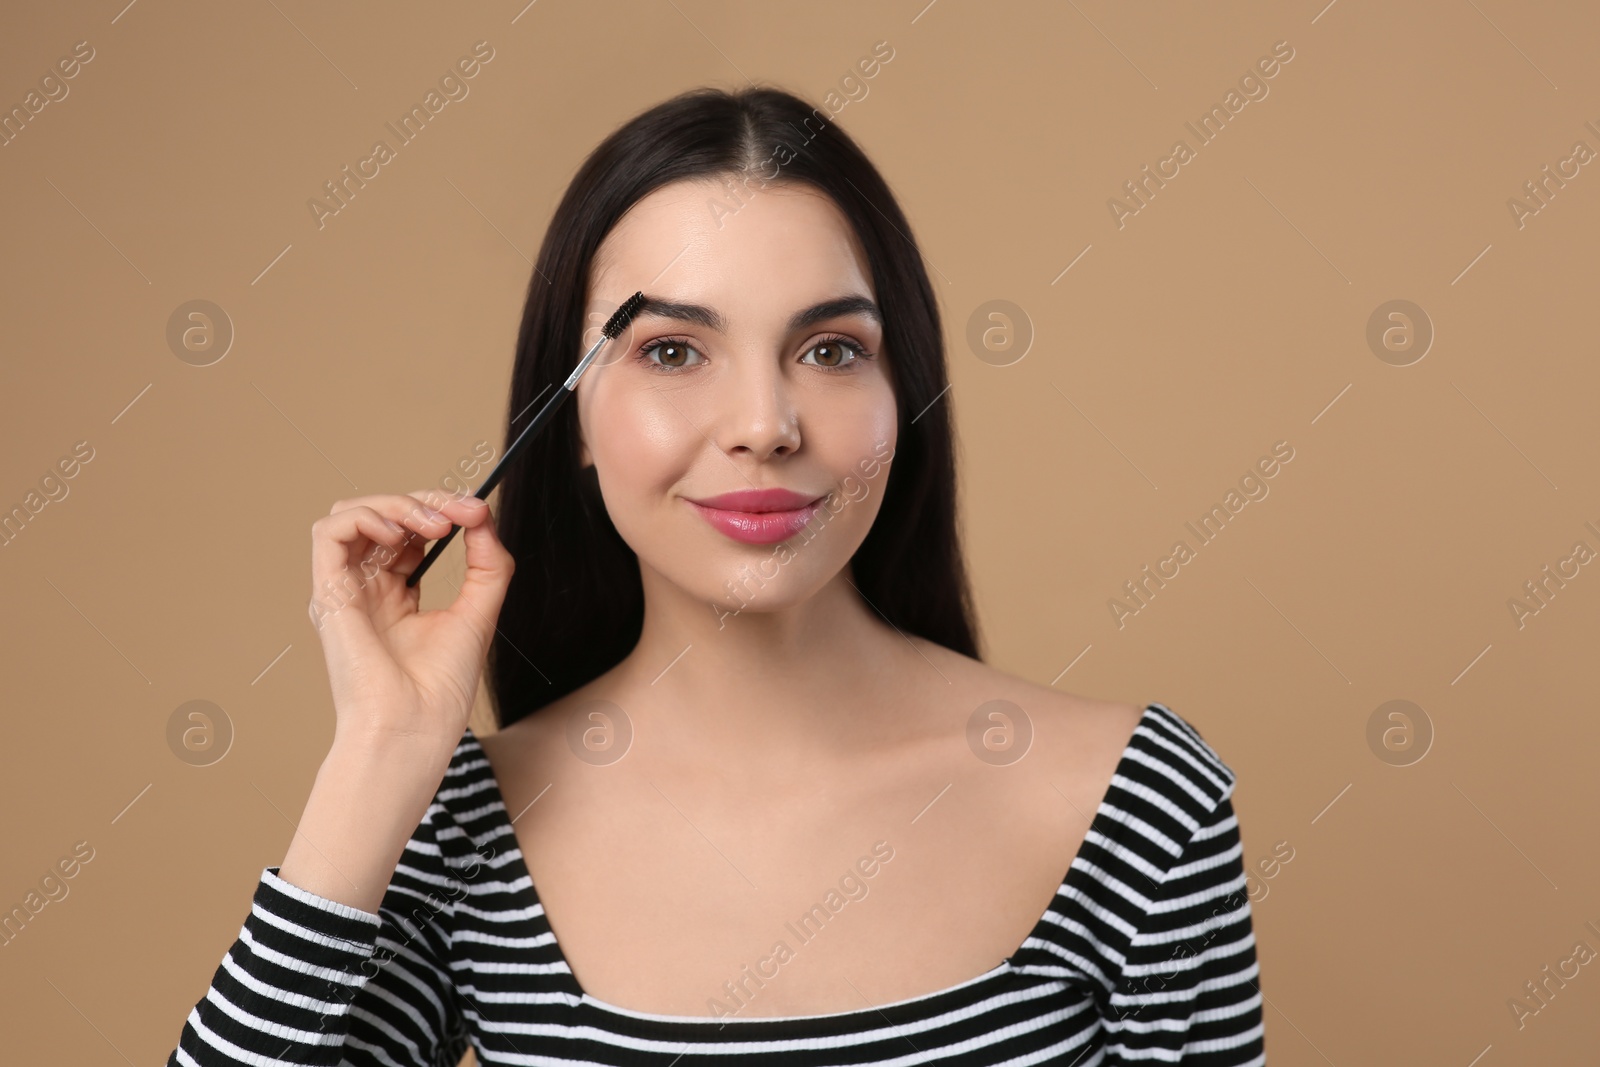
[788,295,881,331]
[634,294,881,332]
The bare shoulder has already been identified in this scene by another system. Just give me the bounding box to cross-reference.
[475,705,532,761]
[474,687,583,779]
[906,635,1148,774]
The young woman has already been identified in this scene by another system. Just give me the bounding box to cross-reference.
[166,86,1264,1065]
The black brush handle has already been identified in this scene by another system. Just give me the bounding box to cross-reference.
[404,290,644,590]
[404,382,572,588]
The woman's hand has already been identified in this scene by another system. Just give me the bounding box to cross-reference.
[308,490,515,757]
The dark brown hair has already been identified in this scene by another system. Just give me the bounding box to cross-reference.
[488,84,980,729]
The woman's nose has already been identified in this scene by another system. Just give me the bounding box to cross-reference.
[713,350,800,459]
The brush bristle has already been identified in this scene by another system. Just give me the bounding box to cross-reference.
[602,291,647,339]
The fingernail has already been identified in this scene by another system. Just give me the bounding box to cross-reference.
[463,498,487,508]
[382,517,404,533]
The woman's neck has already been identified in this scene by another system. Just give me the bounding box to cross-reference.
[606,565,928,779]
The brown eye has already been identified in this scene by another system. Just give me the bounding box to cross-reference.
[637,339,704,371]
[801,337,872,370]
[813,342,847,367]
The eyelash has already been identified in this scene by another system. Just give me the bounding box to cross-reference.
[633,333,877,374]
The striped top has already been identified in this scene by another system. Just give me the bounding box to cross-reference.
[166,702,1264,1065]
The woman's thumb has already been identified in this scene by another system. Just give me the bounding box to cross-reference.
[446,506,516,639]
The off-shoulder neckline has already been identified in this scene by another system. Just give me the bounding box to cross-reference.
[450,702,1167,1025]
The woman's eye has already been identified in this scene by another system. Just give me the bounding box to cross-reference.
[802,338,870,369]
[637,339,703,371]
[637,336,872,373]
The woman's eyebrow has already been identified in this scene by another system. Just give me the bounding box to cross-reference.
[633,294,881,333]
[789,295,881,331]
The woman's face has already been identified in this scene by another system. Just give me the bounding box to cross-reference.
[579,177,898,615]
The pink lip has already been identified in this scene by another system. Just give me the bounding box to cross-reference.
[684,488,828,545]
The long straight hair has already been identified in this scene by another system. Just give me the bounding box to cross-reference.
[487,84,980,730]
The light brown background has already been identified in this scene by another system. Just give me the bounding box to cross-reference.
[3,1,1598,1063]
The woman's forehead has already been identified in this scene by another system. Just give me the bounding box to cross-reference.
[592,179,872,306]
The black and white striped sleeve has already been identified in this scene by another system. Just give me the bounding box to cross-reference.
[165,804,470,1066]
[1099,792,1266,1064]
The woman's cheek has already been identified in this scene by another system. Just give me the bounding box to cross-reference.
[825,384,896,472]
[595,396,691,523]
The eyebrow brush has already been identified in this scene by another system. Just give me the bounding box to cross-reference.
[405,290,646,588]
